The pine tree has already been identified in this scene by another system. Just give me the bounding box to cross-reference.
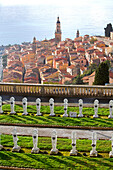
[93,62,109,85]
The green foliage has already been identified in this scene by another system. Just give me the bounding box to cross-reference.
[72,74,84,85]
[105,60,111,68]
[81,64,97,78]
[2,54,8,68]
[43,82,60,84]
[93,62,109,85]
[13,79,22,83]
[90,37,97,44]
[64,80,72,85]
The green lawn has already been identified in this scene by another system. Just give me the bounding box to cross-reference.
[0,104,112,128]
[1,134,112,153]
[1,114,113,127]
[0,152,113,170]
[0,135,113,169]
[2,104,110,116]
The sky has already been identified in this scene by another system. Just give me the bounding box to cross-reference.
[0,0,112,45]
[0,0,91,6]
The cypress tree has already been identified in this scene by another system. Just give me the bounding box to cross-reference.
[93,62,109,85]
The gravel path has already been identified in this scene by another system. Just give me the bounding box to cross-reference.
[0,125,113,140]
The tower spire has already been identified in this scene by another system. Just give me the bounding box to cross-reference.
[76,30,80,38]
[55,17,62,44]
[32,37,37,54]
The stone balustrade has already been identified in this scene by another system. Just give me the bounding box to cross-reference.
[0,83,113,97]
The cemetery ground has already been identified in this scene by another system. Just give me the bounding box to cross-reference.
[0,104,113,128]
[0,104,113,169]
[0,134,113,169]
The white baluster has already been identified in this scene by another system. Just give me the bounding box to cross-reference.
[63,98,68,117]
[49,98,55,116]
[90,132,98,157]
[93,99,99,118]
[10,97,16,114]
[36,98,42,116]
[109,134,113,158]
[0,96,3,114]
[31,129,40,154]
[108,100,113,118]
[12,127,21,152]
[0,133,3,150]
[70,131,78,156]
[78,99,83,117]
[50,130,58,154]
[22,97,28,115]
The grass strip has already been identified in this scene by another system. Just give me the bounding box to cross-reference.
[1,134,112,153]
[0,152,113,169]
[0,114,113,128]
[0,104,112,128]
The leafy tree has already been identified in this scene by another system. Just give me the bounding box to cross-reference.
[64,81,72,85]
[81,64,97,78]
[90,37,97,44]
[13,79,22,83]
[93,62,109,85]
[2,54,8,68]
[72,74,84,85]
[105,60,111,68]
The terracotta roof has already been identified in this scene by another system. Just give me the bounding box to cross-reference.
[82,76,89,80]
[110,42,113,46]
[86,47,94,51]
[64,75,75,78]
[77,48,85,52]
[67,65,75,69]
[109,71,113,79]
[55,57,67,62]
[88,71,95,78]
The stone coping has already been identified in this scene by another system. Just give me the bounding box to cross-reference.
[0,123,113,131]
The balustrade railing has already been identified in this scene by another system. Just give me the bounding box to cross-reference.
[0,83,113,97]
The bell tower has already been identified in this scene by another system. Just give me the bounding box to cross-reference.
[55,17,62,44]
[76,30,80,38]
[32,37,37,54]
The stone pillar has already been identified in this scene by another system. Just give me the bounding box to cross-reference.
[0,133,3,150]
[50,130,58,154]
[10,97,16,114]
[78,99,83,117]
[49,98,55,116]
[70,131,78,156]
[0,96,3,114]
[93,99,99,118]
[31,129,40,154]
[63,98,68,117]
[36,98,42,116]
[108,100,113,118]
[90,132,98,157]
[12,127,21,152]
[22,97,28,115]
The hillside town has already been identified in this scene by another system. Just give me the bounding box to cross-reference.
[1,18,113,85]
